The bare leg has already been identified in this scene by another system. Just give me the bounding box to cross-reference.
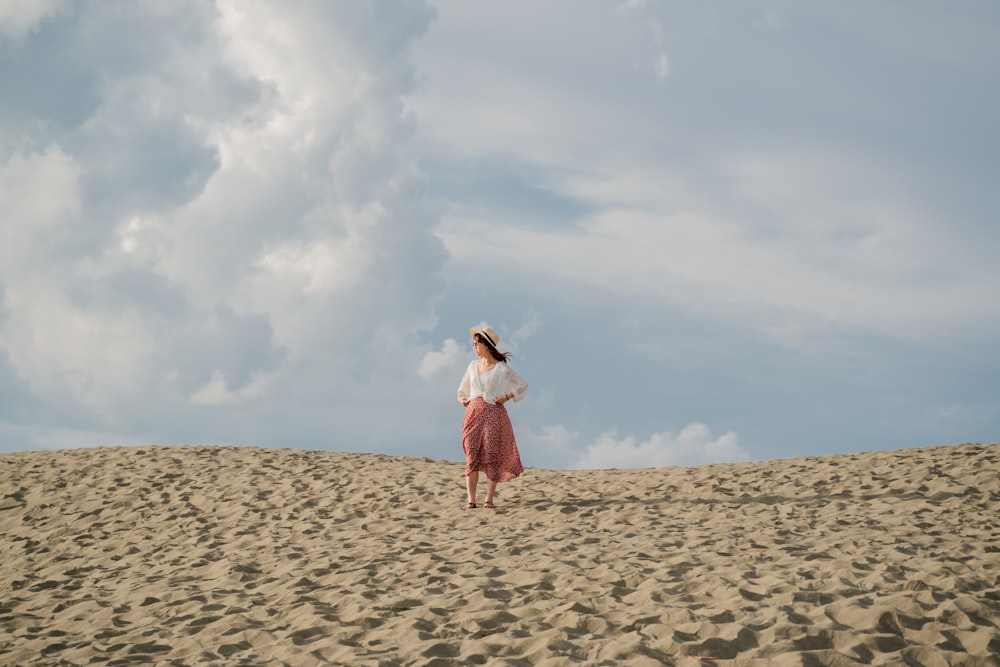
[465,471,479,505]
[484,478,497,506]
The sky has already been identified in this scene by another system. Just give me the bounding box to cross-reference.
[1,1,998,469]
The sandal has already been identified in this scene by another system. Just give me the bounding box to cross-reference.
[483,501,495,510]
[462,502,477,510]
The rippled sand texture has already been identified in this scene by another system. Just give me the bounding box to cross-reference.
[1,443,998,666]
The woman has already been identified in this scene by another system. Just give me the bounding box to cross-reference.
[457,325,527,509]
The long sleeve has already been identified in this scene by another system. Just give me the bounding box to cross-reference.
[502,364,528,403]
[457,362,473,399]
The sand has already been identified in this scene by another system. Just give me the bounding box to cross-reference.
[1,442,998,666]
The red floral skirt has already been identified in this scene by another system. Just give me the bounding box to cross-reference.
[462,398,524,483]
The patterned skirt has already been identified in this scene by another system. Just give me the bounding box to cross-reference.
[462,398,524,483]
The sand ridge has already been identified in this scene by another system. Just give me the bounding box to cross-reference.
[1,443,998,665]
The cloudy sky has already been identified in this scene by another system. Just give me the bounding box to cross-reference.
[2,1,997,469]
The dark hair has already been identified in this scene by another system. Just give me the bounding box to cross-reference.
[475,334,512,363]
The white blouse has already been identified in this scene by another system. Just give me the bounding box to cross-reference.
[457,360,528,406]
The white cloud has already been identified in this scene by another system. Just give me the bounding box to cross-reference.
[574,423,749,469]
[509,309,542,347]
[618,0,648,12]
[519,423,580,469]
[0,146,81,263]
[408,1,668,164]
[756,11,788,31]
[0,2,447,451]
[418,2,1000,351]
[254,236,370,296]
[436,144,997,346]
[0,146,156,412]
[649,20,670,80]
[189,370,274,406]
[418,338,464,379]
[0,0,70,40]
[0,286,157,411]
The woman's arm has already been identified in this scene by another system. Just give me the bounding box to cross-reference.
[503,365,528,403]
[457,363,472,405]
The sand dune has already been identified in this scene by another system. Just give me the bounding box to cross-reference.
[1,442,998,666]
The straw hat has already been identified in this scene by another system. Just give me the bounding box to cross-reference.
[469,326,499,349]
